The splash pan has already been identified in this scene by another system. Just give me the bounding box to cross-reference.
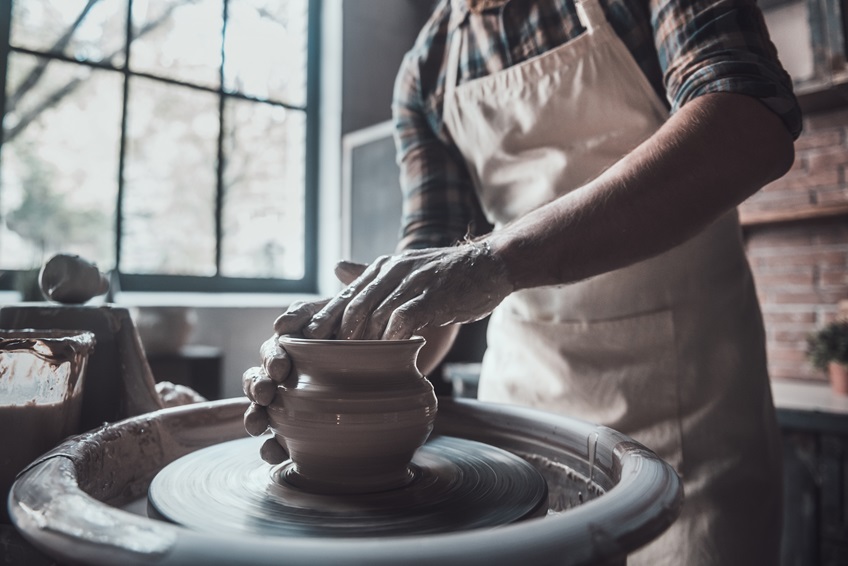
[8,398,682,566]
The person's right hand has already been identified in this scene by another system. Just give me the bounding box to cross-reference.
[242,261,366,464]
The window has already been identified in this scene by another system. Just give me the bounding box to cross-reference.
[0,0,320,294]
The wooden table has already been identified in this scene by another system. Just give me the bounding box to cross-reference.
[772,379,848,566]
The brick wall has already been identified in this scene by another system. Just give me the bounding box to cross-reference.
[741,107,848,382]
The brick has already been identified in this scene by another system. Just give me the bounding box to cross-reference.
[746,225,818,247]
[767,348,809,363]
[805,107,848,129]
[777,169,840,190]
[822,311,847,324]
[768,365,814,380]
[754,174,811,193]
[773,329,815,343]
[812,223,848,244]
[794,128,843,151]
[814,186,848,205]
[807,147,848,170]
[820,270,848,287]
[762,311,817,324]
[768,367,825,381]
[740,191,813,212]
[753,271,816,288]
[752,251,847,268]
[769,290,848,304]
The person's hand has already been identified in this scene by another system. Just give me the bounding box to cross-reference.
[303,242,513,341]
[243,261,366,464]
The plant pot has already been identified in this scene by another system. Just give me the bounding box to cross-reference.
[828,362,848,396]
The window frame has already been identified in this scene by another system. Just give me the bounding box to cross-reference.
[0,0,321,295]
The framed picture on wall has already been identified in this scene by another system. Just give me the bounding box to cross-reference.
[341,120,404,266]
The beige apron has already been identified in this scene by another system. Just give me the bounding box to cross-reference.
[442,0,783,563]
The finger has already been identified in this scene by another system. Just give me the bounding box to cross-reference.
[304,256,389,339]
[244,403,269,436]
[260,336,291,383]
[362,275,428,340]
[242,367,258,400]
[338,261,412,340]
[383,297,431,340]
[335,260,367,285]
[274,298,331,335]
[260,436,288,465]
[243,367,276,406]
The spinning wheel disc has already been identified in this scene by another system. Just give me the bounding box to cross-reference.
[148,436,548,537]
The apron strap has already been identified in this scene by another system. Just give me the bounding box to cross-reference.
[443,21,464,124]
[575,0,607,34]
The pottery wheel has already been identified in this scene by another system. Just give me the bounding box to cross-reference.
[148,435,548,537]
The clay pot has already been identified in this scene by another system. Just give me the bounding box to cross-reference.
[829,362,848,396]
[267,336,437,494]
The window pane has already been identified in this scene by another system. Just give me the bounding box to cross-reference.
[220,98,305,279]
[224,0,308,106]
[10,0,128,67]
[122,77,218,276]
[0,53,121,271]
[130,0,223,89]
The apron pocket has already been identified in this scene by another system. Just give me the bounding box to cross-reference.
[479,307,683,472]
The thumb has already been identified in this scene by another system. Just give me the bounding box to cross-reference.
[334,260,367,285]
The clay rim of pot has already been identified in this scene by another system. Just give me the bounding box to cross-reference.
[278,336,425,346]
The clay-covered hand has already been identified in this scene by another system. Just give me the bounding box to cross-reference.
[304,242,513,341]
[243,261,367,464]
[242,364,289,463]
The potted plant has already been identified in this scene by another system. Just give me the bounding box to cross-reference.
[807,320,848,395]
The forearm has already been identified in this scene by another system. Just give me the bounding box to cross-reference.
[485,92,795,290]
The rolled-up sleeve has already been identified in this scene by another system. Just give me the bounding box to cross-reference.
[392,49,487,251]
[653,0,802,138]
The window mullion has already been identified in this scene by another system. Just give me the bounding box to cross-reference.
[214,0,229,277]
[114,0,134,275]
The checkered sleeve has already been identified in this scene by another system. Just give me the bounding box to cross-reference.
[392,47,488,252]
[653,0,802,138]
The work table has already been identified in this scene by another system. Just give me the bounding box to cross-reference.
[772,378,848,565]
[772,378,848,434]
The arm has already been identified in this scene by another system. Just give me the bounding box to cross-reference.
[302,0,800,341]
[489,0,800,288]
[487,91,794,290]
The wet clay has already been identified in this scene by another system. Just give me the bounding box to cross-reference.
[39,253,110,304]
[264,336,438,494]
[148,435,548,537]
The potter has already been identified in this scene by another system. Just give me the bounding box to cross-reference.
[244,336,437,494]
[262,0,799,562]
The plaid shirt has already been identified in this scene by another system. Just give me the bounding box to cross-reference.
[392,0,802,250]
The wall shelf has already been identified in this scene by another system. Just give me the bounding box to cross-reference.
[739,202,848,228]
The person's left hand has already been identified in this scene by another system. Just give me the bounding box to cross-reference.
[301,242,513,341]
